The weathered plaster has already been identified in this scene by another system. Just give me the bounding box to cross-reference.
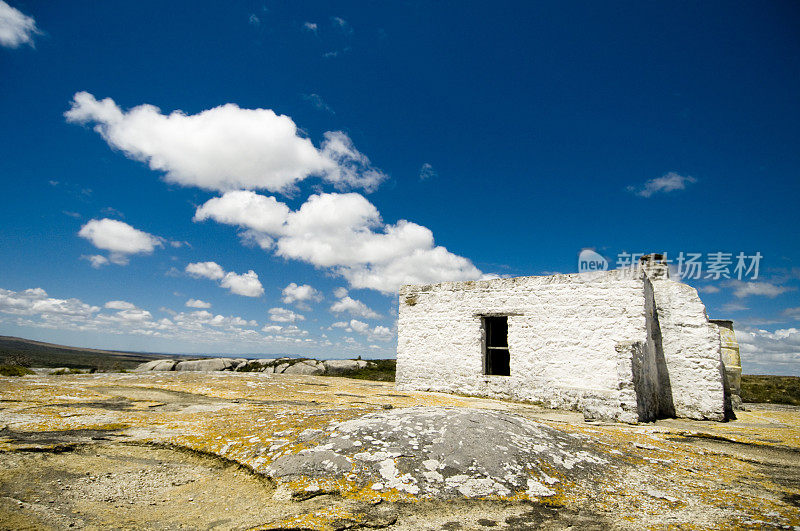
[397,266,728,423]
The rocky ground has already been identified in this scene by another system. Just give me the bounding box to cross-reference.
[0,372,798,530]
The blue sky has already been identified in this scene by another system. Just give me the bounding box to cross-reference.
[0,1,798,374]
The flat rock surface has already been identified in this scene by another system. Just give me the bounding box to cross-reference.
[268,407,609,499]
[0,371,799,530]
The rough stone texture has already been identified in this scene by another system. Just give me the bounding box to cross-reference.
[1,372,798,529]
[282,360,325,375]
[397,271,651,422]
[266,406,609,499]
[135,357,370,376]
[649,279,727,420]
[397,268,728,423]
[133,359,176,372]
[710,319,742,409]
[323,359,368,373]
[174,358,236,372]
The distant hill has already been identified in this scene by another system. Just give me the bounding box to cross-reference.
[0,336,193,371]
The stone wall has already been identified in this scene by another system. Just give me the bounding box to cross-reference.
[649,279,728,421]
[397,268,730,423]
[396,271,650,421]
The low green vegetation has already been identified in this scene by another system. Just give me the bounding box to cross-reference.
[324,359,397,382]
[741,375,800,406]
[0,364,35,377]
[51,368,88,375]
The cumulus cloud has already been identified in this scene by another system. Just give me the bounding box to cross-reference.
[737,326,800,376]
[282,283,322,306]
[220,270,264,297]
[65,92,385,193]
[105,300,136,310]
[330,295,380,319]
[78,218,163,265]
[185,298,211,308]
[268,307,305,323]
[0,287,342,350]
[194,190,288,234]
[627,172,696,198]
[0,1,39,48]
[0,287,99,318]
[348,319,369,333]
[185,261,264,297]
[195,191,482,294]
[303,21,318,33]
[729,280,794,298]
[331,319,393,342]
[185,261,225,280]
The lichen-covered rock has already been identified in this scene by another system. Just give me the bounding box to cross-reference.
[266,406,609,500]
[174,358,236,372]
[134,360,176,372]
[322,359,367,374]
[283,360,325,375]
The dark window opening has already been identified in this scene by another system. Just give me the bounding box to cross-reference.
[484,316,510,376]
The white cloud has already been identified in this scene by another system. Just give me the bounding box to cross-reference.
[737,326,800,376]
[331,16,352,35]
[0,287,279,347]
[0,1,39,48]
[627,172,696,198]
[261,324,307,336]
[330,295,380,319]
[419,162,436,180]
[282,283,322,305]
[0,287,99,318]
[319,132,385,192]
[105,300,136,310]
[186,298,211,308]
[248,14,260,26]
[78,218,163,265]
[65,92,385,193]
[335,319,393,342]
[370,325,393,341]
[730,280,794,298]
[185,261,225,280]
[698,285,721,294]
[82,254,109,268]
[333,287,348,299]
[348,319,369,333]
[195,191,482,294]
[783,307,800,320]
[303,21,318,33]
[269,307,305,323]
[722,302,749,312]
[186,261,264,297]
[194,190,289,233]
[220,270,264,297]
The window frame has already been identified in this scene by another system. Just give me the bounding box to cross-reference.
[482,315,511,376]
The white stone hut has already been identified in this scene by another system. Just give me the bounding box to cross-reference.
[397,255,736,423]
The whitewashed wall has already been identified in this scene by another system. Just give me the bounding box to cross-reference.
[397,269,729,423]
[396,271,650,421]
[650,279,728,420]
